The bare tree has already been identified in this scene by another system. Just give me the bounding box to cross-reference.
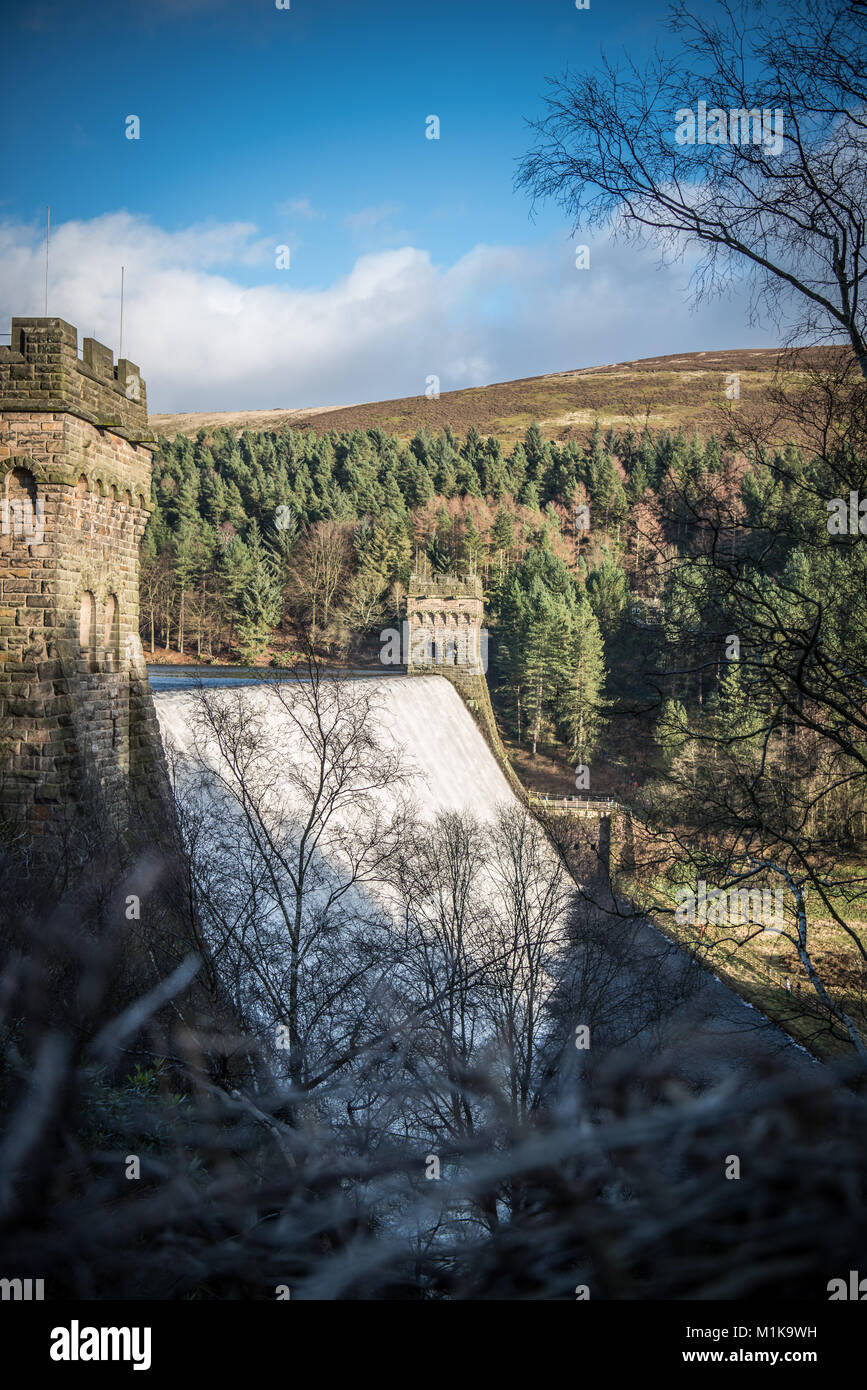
[392,805,574,1230]
[616,392,867,1061]
[639,669,867,1061]
[3,888,865,1301]
[139,550,174,655]
[286,521,353,648]
[394,809,488,1152]
[482,805,572,1138]
[339,567,388,655]
[518,0,867,377]
[168,653,414,1102]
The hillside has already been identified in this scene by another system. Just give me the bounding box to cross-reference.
[150,346,833,445]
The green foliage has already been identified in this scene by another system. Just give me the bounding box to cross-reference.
[144,418,769,719]
[80,1065,187,1153]
[557,595,607,761]
[234,521,284,663]
[495,543,607,754]
[586,558,629,633]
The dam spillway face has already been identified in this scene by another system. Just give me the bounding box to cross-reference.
[153,672,540,947]
[153,674,516,829]
[0,318,166,855]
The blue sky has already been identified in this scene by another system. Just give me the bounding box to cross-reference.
[1,0,783,412]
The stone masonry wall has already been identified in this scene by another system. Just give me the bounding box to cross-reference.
[406,572,485,674]
[1,317,148,438]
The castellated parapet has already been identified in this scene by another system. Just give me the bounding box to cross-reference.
[0,317,151,439]
[0,318,166,853]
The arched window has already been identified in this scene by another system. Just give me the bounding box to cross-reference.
[4,466,42,545]
[104,594,120,658]
[79,591,96,657]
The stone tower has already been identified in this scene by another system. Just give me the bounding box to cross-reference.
[0,317,165,853]
[405,572,485,679]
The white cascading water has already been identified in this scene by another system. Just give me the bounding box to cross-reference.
[151,669,818,1092]
[153,673,517,826]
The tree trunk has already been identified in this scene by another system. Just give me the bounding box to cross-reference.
[532,676,542,756]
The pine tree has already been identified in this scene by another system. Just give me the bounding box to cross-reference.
[520,580,561,756]
[558,596,606,761]
[173,523,202,656]
[234,522,283,664]
[461,458,483,498]
[356,512,412,590]
[524,422,547,480]
[485,438,507,499]
[626,454,650,504]
[462,516,484,574]
[399,449,435,507]
[507,442,528,497]
[491,506,515,571]
[586,558,629,633]
[715,662,743,734]
[461,426,485,476]
[520,478,541,510]
[426,535,451,574]
[431,434,458,496]
[496,572,528,742]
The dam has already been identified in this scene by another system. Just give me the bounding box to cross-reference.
[151,667,818,1098]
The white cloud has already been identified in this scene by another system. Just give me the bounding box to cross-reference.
[344,202,404,236]
[0,211,782,414]
[275,197,322,223]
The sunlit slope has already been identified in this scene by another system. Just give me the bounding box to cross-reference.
[152,673,516,824]
[150,346,839,446]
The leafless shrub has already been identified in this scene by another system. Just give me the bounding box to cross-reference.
[1,857,865,1301]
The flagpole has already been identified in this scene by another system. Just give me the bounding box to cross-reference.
[44,206,50,316]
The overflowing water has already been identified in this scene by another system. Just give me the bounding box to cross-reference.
[151,669,819,1093]
[152,672,516,824]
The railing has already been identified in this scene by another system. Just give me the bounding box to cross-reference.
[528,793,620,816]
